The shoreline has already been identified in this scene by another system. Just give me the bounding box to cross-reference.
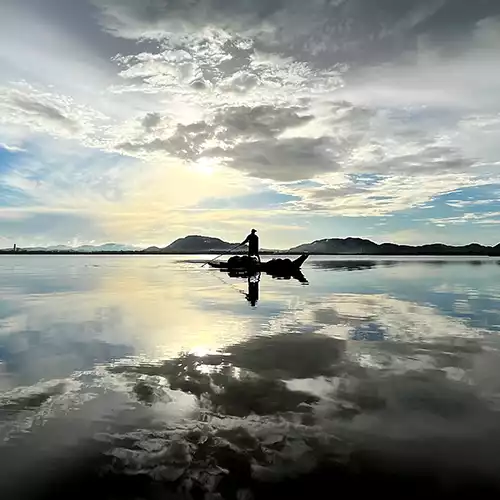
[1,251,500,257]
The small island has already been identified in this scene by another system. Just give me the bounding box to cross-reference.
[2,236,500,256]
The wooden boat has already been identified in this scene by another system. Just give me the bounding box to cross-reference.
[207,253,309,273]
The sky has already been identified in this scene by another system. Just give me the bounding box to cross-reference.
[1,0,500,249]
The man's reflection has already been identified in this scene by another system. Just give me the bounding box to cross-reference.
[225,269,308,307]
[245,272,260,307]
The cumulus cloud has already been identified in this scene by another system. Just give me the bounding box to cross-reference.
[141,112,161,131]
[215,104,313,138]
[120,104,318,176]
[119,121,212,160]
[206,136,337,181]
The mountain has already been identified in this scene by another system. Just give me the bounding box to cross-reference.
[143,246,161,253]
[75,243,139,252]
[290,238,379,254]
[46,245,72,251]
[159,235,238,253]
[12,243,140,253]
[290,238,494,256]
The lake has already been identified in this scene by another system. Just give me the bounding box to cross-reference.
[2,255,500,498]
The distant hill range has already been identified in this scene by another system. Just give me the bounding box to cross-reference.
[2,235,500,256]
[2,243,140,253]
[289,237,500,256]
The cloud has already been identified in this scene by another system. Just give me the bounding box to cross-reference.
[215,104,313,138]
[276,173,496,217]
[141,112,161,131]
[0,82,108,144]
[91,1,499,59]
[119,121,212,161]
[0,143,25,153]
[11,96,78,131]
[119,104,318,177]
[446,199,494,208]
[2,0,500,245]
[92,0,290,40]
[206,136,337,181]
[427,211,500,226]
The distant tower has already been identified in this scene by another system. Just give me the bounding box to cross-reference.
[13,244,17,253]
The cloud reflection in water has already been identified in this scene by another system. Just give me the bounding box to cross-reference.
[1,256,500,496]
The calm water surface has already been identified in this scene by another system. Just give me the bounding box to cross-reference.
[2,255,500,498]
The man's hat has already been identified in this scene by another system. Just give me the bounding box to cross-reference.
[251,228,257,233]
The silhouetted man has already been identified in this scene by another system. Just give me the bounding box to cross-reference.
[241,229,260,262]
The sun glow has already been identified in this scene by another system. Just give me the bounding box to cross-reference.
[192,158,217,175]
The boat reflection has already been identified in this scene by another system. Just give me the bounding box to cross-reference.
[221,269,309,285]
[224,268,308,283]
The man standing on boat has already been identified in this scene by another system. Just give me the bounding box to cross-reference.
[241,229,260,262]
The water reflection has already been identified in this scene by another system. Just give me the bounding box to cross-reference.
[0,329,132,386]
[311,260,379,271]
[1,256,500,497]
[214,269,309,308]
[101,323,500,496]
[311,257,500,272]
[222,267,309,283]
[246,273,260,307]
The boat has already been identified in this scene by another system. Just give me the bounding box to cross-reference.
[207,253,309,273]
